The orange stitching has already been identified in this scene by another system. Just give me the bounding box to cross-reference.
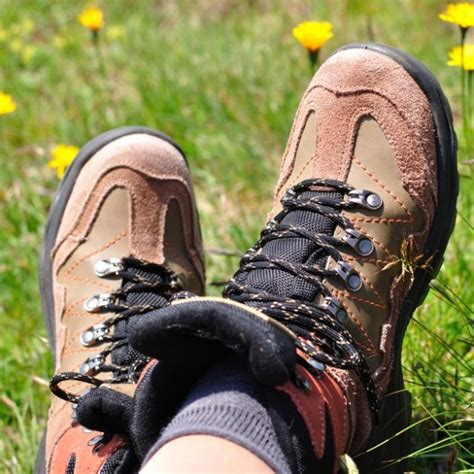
[351,222,393,257]
[345,307,378,355]
[63,274,114,291]
[358,273,385,302]
[333,289,386,309]
[354,158,413,219]
[65,229,127,276]
[351,217,412,224]
[343,254,395,265]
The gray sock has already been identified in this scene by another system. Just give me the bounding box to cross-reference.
[142,358,291,473]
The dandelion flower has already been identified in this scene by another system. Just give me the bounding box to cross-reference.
[48,144,79,178]
[0,93,17,116]
[447,44,474,70]
[292,21,333,53]
[439,3,474,29]
[78,6,104,32]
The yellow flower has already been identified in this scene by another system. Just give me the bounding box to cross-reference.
[439,3,474,29]
[447,44,474,70]
[78,6,104,32]
[0,93,17,116]
[48,144,79,178]
[292,21,333,53]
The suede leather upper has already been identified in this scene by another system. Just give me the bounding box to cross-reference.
[271,48,437,451]
[45,133,204,473]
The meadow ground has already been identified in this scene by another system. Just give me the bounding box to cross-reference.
[0,1,472,472]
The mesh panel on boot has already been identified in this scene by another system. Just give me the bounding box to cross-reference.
[236,191,341,303]
[66,453,76,474]
[99,447,128,474]
[112,266,169,369]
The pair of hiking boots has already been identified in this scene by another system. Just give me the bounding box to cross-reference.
[37,43,458,473]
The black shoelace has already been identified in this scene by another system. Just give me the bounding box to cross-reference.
[50,257,182,404]
[224,178,383,417]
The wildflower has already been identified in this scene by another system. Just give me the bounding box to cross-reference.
[0,93,17,116]
[48,144,79,178]
[448,44,474,70]
[293,21,333,69]
[78,6,104,32]
[293,21,333,53]
[439,3,474,29]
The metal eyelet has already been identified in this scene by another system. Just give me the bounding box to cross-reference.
[323,297,349,325]
[281,187,296,203]
[83,294,114,313]
[348,190,383,210]
[307,358,326,375]
[262,219,277,234]
[71,402,78,421]
[94,258,124,278]
[343,229,375,256]
[87,434,105,452]
[335,262,363,292]
[80,324,109,347]
[79,354,105,376]
[294,373,312,392]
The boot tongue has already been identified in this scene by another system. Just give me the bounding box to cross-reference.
[235,190,341,303]
[112,265,169,370]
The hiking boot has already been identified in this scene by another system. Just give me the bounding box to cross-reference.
[36,127,204,473]
[122,44,458,472]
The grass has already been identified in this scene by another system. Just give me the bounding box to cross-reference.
[0,0,472,472]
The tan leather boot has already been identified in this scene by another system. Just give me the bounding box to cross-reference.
[257,43,458,469]
[36,127,204,473]
[224,43,458,470]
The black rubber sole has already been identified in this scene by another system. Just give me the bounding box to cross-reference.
[36,126,187,474]
[335,44,459,472]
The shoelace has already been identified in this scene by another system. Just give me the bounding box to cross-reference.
[50,257,182,404]
[224,178,383,417]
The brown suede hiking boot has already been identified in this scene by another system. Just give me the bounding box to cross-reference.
[118,44,457,473]
[36,127,204,473]
[257,43,458,469]
[224,43,458,470]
